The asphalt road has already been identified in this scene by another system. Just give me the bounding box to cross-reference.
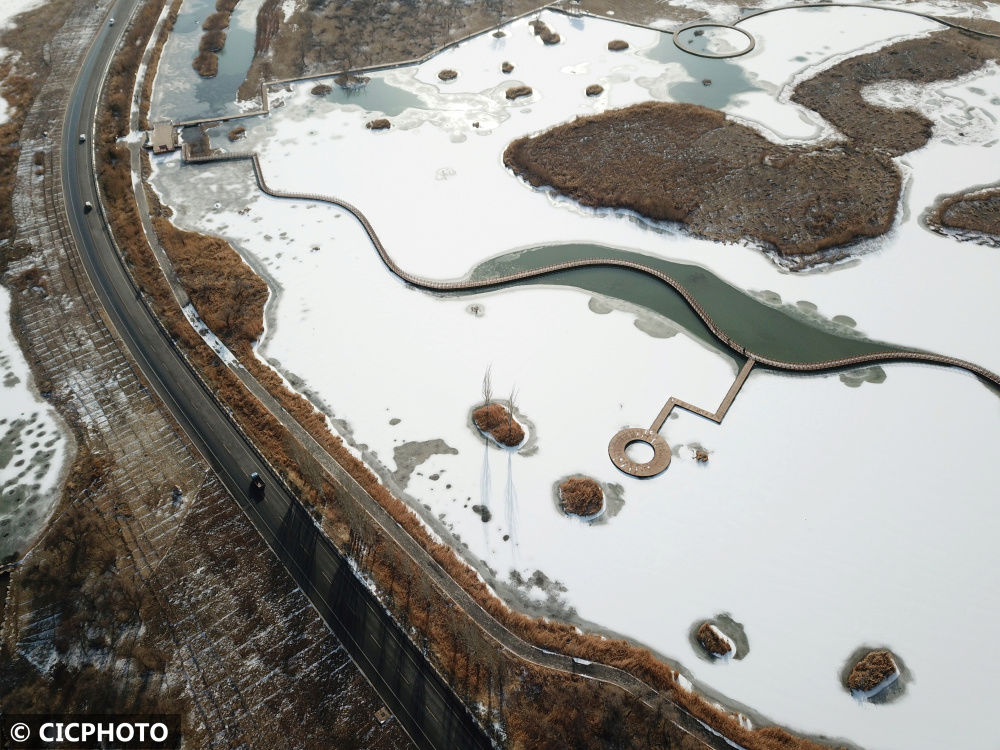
[59,4,490,749]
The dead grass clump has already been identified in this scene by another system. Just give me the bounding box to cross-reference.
[559,477,603,516]
[366,118,390,130]
[505,85,532,100]
[32,150,45,166]
[501,61,513,74]
[228,126,246,141]
[529,19,560,44]
[608,39,628,51]
[503,101,901,256]
[697,623,733,657]
[310,83,332,95]
[848,649,897,692]
[585,83,603,96]
[192,50,219,77]
[473,403,525,446]
[438,68,458,81]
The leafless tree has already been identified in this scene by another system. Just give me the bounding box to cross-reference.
[507,385,517,428]
[481,365,493,407]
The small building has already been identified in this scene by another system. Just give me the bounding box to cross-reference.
[147,121,179,154]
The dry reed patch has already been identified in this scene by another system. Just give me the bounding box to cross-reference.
[848,650,897,692]
[932,188,1000,238]
[696,623,733,657]
[310,83,332,95]
[438,68,458,80]
[505,85,532,100]
[228,125,246,141]
[585,83,603,96]
[501,61,514,74]
[199,28,227,53]
[529,19,560,44]
[559,477,603,516]
[504,101,900,256]
[366,118,390,130]
[473,403,525,447]
[607,39,628,50]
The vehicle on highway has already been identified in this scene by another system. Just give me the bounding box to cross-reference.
[109,17,115,25]
[248,472,266,501]
[83,201,93,213]
[79,133,86,143]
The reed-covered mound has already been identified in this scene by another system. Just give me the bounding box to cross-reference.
[473,403,525,446]
[559,477,603,516]
[504,101,900,256]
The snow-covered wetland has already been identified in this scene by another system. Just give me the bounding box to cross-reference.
[150,6,1000,748]
[0,286,71,563]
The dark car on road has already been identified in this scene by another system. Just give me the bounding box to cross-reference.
[248,472,265,501]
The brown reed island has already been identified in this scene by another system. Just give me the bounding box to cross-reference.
[697,622,734,658]
[310,83,332,95]
[503,101,900,257]
[501,61,514,74]
[558,477,603,517]
[608,39,629,50]
[366,118,391,130]
[585,84,604,96]
[438,68,458,80]
[505,85,532,100]
[848,649,899,694]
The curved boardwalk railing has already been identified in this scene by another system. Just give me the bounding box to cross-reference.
[183,149,1000,392]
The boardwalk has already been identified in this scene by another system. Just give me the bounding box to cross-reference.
[180,148,1000,474]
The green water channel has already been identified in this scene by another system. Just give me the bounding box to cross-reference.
[468,244,904,366]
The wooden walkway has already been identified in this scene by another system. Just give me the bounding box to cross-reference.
[182,148,1000,473]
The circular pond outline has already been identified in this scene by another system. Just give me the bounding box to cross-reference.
[608,427,671,477]
[672,22,756,59]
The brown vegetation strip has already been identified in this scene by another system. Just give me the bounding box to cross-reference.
[192,0,242,77]
[505,84,532,100]
[559,477,603,516]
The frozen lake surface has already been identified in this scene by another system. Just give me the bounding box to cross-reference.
[151,6,1000,748]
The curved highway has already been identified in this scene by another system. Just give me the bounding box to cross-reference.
[60,3,491,749]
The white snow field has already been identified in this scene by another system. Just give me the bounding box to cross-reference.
[0,285,72,562]
[151,7,1000,748]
